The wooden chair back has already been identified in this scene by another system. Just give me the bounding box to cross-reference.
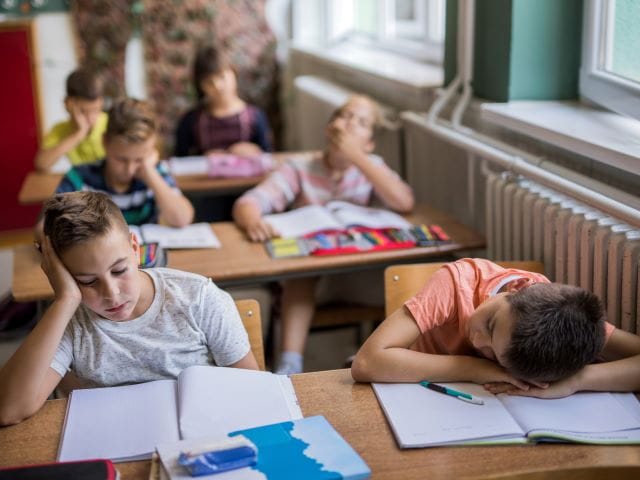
[235,299,265,371]
[384,261,545,316]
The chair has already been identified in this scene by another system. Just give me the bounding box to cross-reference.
[384,261,545,315]
[234,299,265,371]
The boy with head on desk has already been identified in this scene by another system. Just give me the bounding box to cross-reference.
[36,98,193,238]
[351,258,640,398]
[233,95,414,375]
[0,192,258,426]
[35,67,108,172]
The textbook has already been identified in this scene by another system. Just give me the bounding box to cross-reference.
[372,382,640,447]
[129,222,221,249]
[168,154,273,178]
[156,415,371,480]
[263,201,412,239]
[57,366,302,463]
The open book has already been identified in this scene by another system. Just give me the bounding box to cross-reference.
[58,366,302,463]
[372,382,640,447]
[263,201,412,239]
[129,223,221,249]
[156,415,370,480]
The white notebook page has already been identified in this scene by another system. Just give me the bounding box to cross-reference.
[372,382,524,447]
[500,391,640,434]
[264,205,343,238]
[327,201,411,230]
[177,366,303,441]
[140,223,221,249]
[58,379,179,462]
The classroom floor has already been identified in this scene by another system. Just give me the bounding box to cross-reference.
[0,232,360,372]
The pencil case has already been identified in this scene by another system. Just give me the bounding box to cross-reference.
[139,242,167,268]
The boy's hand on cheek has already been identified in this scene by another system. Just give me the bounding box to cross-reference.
[40,237,81,306]
[71,105,90,137]
[136,149,160,181]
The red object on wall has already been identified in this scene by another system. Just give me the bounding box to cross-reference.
[0,21,43,230]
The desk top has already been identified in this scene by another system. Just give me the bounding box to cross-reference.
[18,172,263,205]
[11,205,485,301]
[1,370,639,479]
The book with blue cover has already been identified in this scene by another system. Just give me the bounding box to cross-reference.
[156,415,371,479]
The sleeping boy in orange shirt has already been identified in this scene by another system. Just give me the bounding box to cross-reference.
[352,258,640,398]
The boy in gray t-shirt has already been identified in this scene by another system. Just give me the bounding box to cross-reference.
[0,191,257,426]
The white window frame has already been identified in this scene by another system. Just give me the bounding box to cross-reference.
[580,0,640,121]
[292,0,444,65]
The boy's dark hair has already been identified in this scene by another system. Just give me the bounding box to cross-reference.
[105,98,157,143]
[66,68,104,100]
[43,192,128,254]
[505,283,606,382]
[192,43,232,100]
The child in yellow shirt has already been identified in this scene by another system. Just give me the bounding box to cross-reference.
[35,68,108,171]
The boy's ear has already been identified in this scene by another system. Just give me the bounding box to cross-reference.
[129,231,140,262]
[504,277,536,293]
[64,97,73,112]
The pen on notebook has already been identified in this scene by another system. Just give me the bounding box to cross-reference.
[419,381,484,405]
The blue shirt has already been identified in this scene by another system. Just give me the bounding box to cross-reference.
[55,159,180,225]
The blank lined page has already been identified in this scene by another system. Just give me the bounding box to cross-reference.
[58,379,179,462]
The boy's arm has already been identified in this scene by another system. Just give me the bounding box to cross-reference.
[351,306,530,389]
[0,238,80,425]
[228,351,260,370]
[138,152,194,227]
[35,107,91,171]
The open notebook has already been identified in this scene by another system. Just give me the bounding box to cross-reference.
[263,201,411,239]
[58,366,302,463]
[372,382,640,447]
[129,223,221,249]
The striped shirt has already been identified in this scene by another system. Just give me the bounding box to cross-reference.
[236,151,398,214]
[55,159,180,225]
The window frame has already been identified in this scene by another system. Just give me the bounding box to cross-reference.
[580,0,640,120]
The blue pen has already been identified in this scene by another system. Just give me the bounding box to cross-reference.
[419,381,484,405]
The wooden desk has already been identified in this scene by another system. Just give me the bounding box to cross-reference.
[12,205,485,301]
[1,370,639,479]
[18,171,264,205]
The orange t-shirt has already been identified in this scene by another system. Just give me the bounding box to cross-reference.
[404,258,614,356]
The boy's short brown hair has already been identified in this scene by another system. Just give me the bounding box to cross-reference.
[66,68,104,101]
[43,192,128,254]
[105,98,157,143]
[193,42,233,100]
[505,283,606,382]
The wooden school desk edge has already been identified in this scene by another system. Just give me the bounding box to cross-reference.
[2,370,640,480]
[17,152,293,205]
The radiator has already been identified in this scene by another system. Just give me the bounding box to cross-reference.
[292,75,404,176]
[486,172,640,333]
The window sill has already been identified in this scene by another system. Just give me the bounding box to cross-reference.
[291,42,443,90]
[481,101,640,176]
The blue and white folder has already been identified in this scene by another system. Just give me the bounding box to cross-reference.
[157,415,371,479]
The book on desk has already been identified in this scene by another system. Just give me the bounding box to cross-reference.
[129,222,221,249]
[263,201,451,259]
[57,366,302,463]
[372,382,640,447]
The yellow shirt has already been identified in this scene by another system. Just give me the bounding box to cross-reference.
[42,112,108,166]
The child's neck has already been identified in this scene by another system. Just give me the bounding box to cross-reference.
[128,270,155,319]
[206,97,246,118]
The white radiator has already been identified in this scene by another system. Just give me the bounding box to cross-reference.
[486,172,640,333]
[292,75,404,176]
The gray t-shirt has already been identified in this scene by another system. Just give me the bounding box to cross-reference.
[50,268,250,387]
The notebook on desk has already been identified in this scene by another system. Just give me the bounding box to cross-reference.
[372,382,640,447]
[129,223,221,249]
[58,366,302,463]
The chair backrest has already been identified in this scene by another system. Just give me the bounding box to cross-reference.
[384,261,545,316]
[234,299,265,370]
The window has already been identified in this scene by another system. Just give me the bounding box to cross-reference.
[292,0,445,64]
[581,0,640,121]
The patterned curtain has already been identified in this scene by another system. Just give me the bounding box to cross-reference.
[71,0,135,100]
[71,0,279,152]
[141,0,279,152]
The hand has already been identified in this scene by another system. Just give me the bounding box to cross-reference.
[136,148,160,182]
[468,357,532,391]
[502,375,580,399]
[326,124,364,164]
[228,142,262,157]
[245,219,280,242]
[484,380,549,395]
[70,103,90,137]
[40,237,81,306]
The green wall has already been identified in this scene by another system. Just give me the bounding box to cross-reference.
[445,0,583,101]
